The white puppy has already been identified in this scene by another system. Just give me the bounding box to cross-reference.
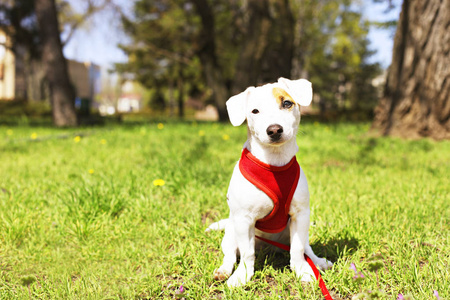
[207,78,332,287]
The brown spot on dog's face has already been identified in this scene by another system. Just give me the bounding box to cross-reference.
[272,87,296,110]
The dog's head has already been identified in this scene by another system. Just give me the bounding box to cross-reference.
[226,78,313,146]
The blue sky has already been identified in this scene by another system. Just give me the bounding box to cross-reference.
[363,0,402,68]
[62,0,132,68]
[63,0,402,70]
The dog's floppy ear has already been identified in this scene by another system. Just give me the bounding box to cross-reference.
[277,77,313,106]
[226,87,254,126]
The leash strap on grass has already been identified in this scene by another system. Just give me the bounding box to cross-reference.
[255,235,333,300]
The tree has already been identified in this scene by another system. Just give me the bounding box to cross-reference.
[259,0,295,84]
[229,0,271,95]
[192,0,296,119]
[120,0,381,120]
[0,1,38,56]
[292,0,381,112]
[1,0,115,126]
[372,0,450,139]
[0,0,42,101]
[200,0,380,115]
[35,0,78,126]
[119,0,295,120]
[118,0,203,117]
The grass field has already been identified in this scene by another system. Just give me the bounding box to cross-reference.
[0,121,448,299]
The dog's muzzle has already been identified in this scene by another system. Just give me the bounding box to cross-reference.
[266,124,284,142]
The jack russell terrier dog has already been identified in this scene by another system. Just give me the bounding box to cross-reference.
[206,77,333,287]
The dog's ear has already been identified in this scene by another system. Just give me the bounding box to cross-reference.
[226,87,254,126]
[277,77,313,106]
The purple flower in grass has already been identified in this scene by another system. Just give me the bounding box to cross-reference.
[175,284,186,298]
[350,263,365,280]
[434,290,440,300]
[397,294,405,300]
[350,263,357,273]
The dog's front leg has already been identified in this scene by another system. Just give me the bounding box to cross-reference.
[289,208,316,281]
[226,215,255,287]
[214,220,237,280]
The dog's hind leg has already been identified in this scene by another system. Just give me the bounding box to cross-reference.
[214,221,237,281]
[304,244,333,270]
[205,219,229,232]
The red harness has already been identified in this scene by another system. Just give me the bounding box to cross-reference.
[238,148,333,299]
[239,148,300,233]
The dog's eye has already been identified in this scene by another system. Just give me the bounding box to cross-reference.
[252,109,259,114]
[282,100,293,109]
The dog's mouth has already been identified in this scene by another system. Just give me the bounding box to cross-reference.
[268,137,287,146]
[269,135,284,143]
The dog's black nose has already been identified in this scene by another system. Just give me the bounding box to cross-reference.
[266,124,283,141]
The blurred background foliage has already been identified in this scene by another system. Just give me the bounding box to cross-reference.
[116,0,385,119]
[0,0,402,125]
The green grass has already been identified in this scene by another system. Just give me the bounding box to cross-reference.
[0,121,448,299]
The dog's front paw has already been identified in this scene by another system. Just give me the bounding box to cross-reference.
[291,261,315,282]
[214,268,231,281]
[226,265,253,287]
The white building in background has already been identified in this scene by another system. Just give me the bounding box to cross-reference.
[0,30,101,104]
[68,60,101,102]
[0,31,16,100]
[117,94,141,112]
[116,80,142,113]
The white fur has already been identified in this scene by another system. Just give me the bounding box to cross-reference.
[208,78,332,287]
[277,77,313,107]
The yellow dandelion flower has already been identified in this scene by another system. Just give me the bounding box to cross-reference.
[157,123,164,130]
[74,136,81,143]
[153,179,165,186]
[100,139,107,145]
[88,169,95,174]
[222,134,230,141]
[198,130,206,136]
[31,133,37,139]
[6,129,13,136]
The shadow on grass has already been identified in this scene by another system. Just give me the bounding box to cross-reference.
[255,249,290,271]
[354,137,378,165]
[311,235,360,263]
[254,235,360,272]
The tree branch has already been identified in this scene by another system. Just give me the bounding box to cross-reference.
[141,43,192,65]
[61,0,112,46]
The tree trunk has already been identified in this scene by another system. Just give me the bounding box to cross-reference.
[168,77,175,117]
[231,0,271,95]
[260,0,295,83]
[192,0,229,122]
[177,76,184,118]
[35,0,78,127]
[372,0,450,139]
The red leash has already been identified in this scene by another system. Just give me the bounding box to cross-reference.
[255,235,333,300]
